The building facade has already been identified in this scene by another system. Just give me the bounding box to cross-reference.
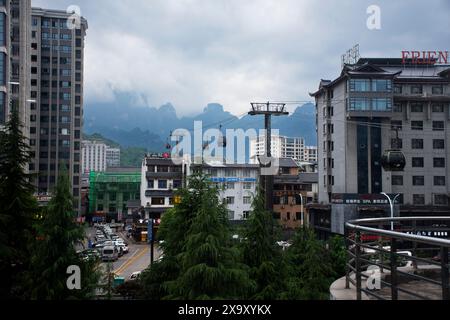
[81,140,107,173]
[250,134,317,164]
[28,8,88,214]
[0,0,32,131]
[89,168,141,223]
[106,147,120,168]
[140,155,184,221]
[310,56,450,236]
[194,163,260,221]
[273,158,318,230]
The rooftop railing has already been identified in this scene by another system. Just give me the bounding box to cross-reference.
[345,217,450,300]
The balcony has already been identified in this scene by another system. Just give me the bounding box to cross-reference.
[331,217,450,300]
[146,171,182,179]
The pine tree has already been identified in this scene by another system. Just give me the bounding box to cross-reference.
[140,173,210,300]
[168,183,253,300]
[281,227,334,300]
[240,188,285,300]
[0,107,38,299]
[26,166,100,300]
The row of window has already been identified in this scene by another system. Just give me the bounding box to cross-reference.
[392,138,445,150]
[392,175,447,187]
[224,196,252,205]
[30,127,79,137]
[41,32,72,40]
[147,179,182,190]
[394,194,449,206]
[348,98,392,112]
[204,168,254,178]
[146,165,182,173]
[212,182,254,190]
[391,120,446,131]
[349,79,392,93]
[394,84,444,95]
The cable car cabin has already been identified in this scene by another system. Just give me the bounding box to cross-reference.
[381,150,406,172]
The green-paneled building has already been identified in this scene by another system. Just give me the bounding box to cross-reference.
[89,168,141,222]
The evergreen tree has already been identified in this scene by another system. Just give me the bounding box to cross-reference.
[140,173,210,299]
[240,188,285,300]
[281,227,334,300]
[167,183,253,300]
[327,235,347,279]
[26,167,100,300]
[0,107,37,299]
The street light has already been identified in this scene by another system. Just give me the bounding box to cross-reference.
[381,192,400,231]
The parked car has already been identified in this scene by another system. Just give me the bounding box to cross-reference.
[129,271,141,281]
[102,246,119,262]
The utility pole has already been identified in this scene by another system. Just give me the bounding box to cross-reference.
[249,102,289,214]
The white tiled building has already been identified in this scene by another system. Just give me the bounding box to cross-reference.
[106,147,121,167]
[81,140,107,173]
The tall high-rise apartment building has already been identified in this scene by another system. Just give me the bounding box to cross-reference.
[81,140,107,173]
[250,135,317,163]
[28,8,88,215]
[0,0,32,131]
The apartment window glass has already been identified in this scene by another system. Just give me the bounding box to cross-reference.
[173,180,182,189]
[433,139,445,149]
[243,197,252,205]
[434,176,446,186]
[411,139,423,149]
[434,158,446,168]
[411,103,423,113]
[432,86,443,95]
[413,194,425,205]
[349,79,371,92]
[372,98,392,111]
[158,180,167,189]
[0,53,5,86]
[413,176,425,186]
[228,211,235,220]
[434,195,449,206]
[151,198,165,205]
[226,197,235,205]
[432,104,445,113]
[392,176,403,186]
[372,79,392,92]
[411,85,423,94]
[226,182,235,190]
[348,98,370,111]
[433,121,444,131]
[243,182,252,190]
[394,85,402,94]
[411,121,423,131]
[412,158,424,168]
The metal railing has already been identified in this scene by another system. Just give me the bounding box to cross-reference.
[345,217,450,300]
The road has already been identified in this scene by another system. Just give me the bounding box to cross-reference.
[85,226,162,281]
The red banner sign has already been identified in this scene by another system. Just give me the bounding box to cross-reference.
[402,51,449,65]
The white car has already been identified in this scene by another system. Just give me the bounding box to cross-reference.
[129,271,141,281]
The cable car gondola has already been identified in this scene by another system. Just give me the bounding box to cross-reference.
[381,128,406,172]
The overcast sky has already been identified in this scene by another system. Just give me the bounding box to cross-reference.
[32,0,450,116]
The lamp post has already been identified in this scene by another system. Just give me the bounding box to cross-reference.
[381,193,400,231]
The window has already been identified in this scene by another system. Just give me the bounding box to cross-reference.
[226,182,235,190]
[173,180,182,189]
[413,194,425,205]
[412,139,424,149]
[434,176,446,186]
[226,197,235,205]
[412,158,424,168]
[411,121,423,130]
[372,98,392,111]
[433,121,445,131]
[434,158,445,168]
[432,104,445,113]
[151,197,165,205]
[433,139,445,149]
[147,180,154,189]
[158,180,167,189]
[432,86,443,95]
[243,197,252,205]
[349,79,371,92]
[413,176,425,186]
[225,169,237,177]
[348,98,370,111]
[394,85,402,94]
[411,103,423,113]
[372,79,392,92]
[392,176,403,186]
[243,182,252,190]
[434,195,449,206]
[227,210,235,220]
[393,103,403,112]
[411,85,423,94]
